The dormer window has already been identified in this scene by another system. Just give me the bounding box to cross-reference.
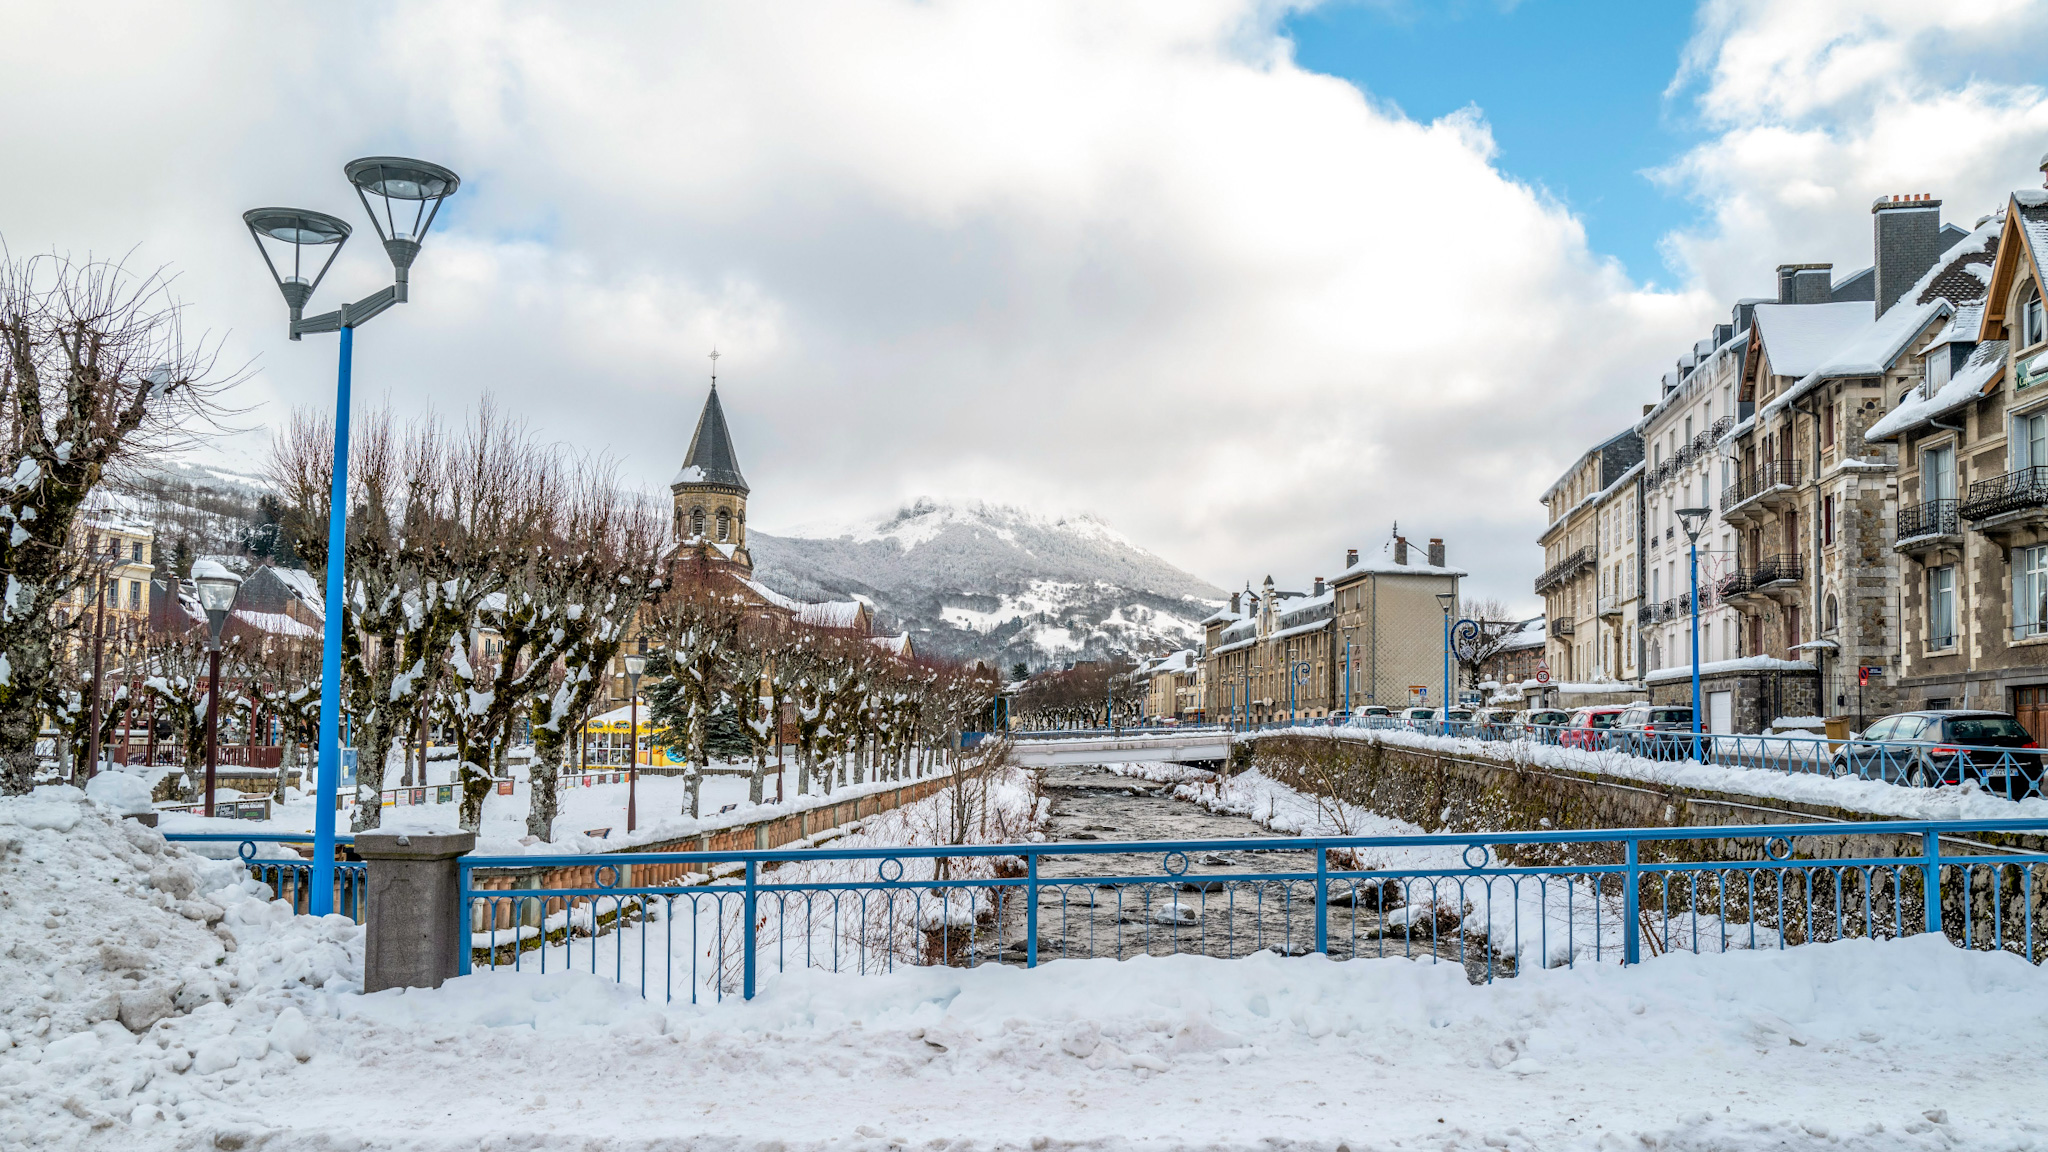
[2023,286,2045,348]
[1926,344,1951,392]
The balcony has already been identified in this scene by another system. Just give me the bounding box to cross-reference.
[1533,545,1595,595]
[1550,616,1576,638]
[1720,461,1802,523]
[1637,603,1657,625]
[1895,499,1961,555]
[1717,569,1756,602]
[1959,466,2048,536]
[1598,594,1624,618]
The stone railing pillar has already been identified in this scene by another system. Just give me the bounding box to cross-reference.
[355,829,475,993]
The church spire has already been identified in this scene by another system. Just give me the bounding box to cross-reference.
[674,351,748,493]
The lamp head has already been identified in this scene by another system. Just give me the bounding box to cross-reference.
[623,653,647,683]
[344,156,461,294]
[1435,592,1455,610]
[242,208,351,337]
[1676,507,1711,540]
[189,560,243,648]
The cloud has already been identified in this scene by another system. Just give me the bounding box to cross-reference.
[4,1,2039,615]
[1659,0,2048,301]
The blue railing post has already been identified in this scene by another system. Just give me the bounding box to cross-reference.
[457,859,472,975]
[1922,830,1942,937]
[743,860,759,1000]
[1314,842,1328,954]
[1025,852,1039,969]
[1622,837,1641,965]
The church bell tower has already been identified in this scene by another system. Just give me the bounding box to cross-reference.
[671,351,752,577]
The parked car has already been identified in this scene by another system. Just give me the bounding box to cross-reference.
[1441,708,1476,728]
[1476,707,1519,740]
[1397,707,1437,727]
[1830,711,2043,797]
[1560,706,1627,749]
[1614,704,1709,761]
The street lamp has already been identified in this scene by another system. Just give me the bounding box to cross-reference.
[244,156,462,916]
[1435,592,1455,729]
[623,653,646,833]
[1342,627,1355,717]
[1676,507,1711,762]
[192,561,243,818]
[83,544,117,783]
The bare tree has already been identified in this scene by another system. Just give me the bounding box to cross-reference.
[0,252,240,792]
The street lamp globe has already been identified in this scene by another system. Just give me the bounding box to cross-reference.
[623,653,647,686]
[190,560,243,648]
[344,156,461,292]
[242,208,351,332]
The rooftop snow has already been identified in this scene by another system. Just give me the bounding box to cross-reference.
[1750,302,1881,380]
[1866,340,2009,441]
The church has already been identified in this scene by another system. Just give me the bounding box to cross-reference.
[664,377,886,638]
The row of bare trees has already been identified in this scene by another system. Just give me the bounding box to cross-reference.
[641,564,1000,820]
[1008,657,1142,730]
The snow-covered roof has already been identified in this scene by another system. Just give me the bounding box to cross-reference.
[1865,340,2008,441]
[737,577,805,613]
[1642,655,1812,684]
[265,567,326,618]
[228,609,320,640]
[1757,299,1951,423]
[1750,303,1877,380]
[798,600,868,631]
[868,633,912,658]
[1196,608,1242,627]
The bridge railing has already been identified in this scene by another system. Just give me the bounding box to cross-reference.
[456,817,2048,1003]
[1245,717,2048,803]
[163,831,368,921]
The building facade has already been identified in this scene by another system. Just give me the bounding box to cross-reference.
[1535,430,1643,684]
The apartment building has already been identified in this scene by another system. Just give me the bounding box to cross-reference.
[1535,430,1643,683]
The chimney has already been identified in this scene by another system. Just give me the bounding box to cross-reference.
[1313,577,1326,597]
[1777,263,1833,305]
[1428,538,1445,567]
[1871,194,1944,317]
[1229,591,1240,615]
[1346,547,1359,568]
[1393,536,1409,565]
[1643,404,1654,416]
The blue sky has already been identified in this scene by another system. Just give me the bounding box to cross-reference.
[1285,0,1703,285]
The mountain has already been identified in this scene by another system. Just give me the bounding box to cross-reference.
[750,499,1223,668]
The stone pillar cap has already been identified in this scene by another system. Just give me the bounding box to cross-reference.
[353,828,477,861]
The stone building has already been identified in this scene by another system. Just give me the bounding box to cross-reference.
[1868,170,2048,741]
[1721,195,1975,728]
[1202,535,1460,723]
[61,515,156,661]
[1535,429,1642,684]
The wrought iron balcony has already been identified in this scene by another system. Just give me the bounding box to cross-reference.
[1717,569,1756,600]
[1533,545,1595,595]
[1755,553,1804,586]
[1959,466,2048,524]
[1896,499,1959,544]
[1550,616,1576,637]
[1720,461,1802,515]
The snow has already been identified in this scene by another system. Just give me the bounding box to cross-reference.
[228,609,320,639]
[187,558,238,585]
[1757,299,1949,425]
[1866,340,2009,441]
[671,464,706,484]
[1642,654,1812,684]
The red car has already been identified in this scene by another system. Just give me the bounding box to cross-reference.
[1560,706,1627,749]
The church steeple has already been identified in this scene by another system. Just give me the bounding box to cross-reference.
[671,350,752,575]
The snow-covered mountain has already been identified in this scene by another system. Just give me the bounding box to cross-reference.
[750,499,1223,667]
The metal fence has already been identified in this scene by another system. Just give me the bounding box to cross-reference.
[164,831,368,921]
[457,818,2048,1004]
[1244,717,2047,802]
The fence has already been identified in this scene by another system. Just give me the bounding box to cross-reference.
[455,817,2048,1004]
[163,831,368,921]
[1236,716,2048,802]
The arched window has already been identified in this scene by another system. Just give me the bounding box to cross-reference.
[717,509,731,541]
[1825,594,1840,632]
[690,507,705,538]
[2024,285,2046,348]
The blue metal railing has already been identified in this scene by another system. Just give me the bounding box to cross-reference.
[1246,717,2048,802]
[164,831,369,922]
[457,817,2048,1003]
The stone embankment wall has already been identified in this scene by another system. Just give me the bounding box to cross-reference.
[1239,732,2048,857]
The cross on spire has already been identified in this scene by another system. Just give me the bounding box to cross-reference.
[709,347,720,390]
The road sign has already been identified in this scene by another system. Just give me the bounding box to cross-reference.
[1535,668,1551,684]
[1859,665,1884,687]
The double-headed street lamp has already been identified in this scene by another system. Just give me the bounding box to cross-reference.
[191,561,243,818]
[1676,507,1711,762]
[245,156,462,916]
[623,654,646,833]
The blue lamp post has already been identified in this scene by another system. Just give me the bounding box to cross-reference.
[243,157,461,917]
[1676,507,1711,762]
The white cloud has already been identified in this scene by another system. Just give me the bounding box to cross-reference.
[7,1,2041,615]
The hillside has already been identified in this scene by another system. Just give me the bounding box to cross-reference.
[751,499,1223,667]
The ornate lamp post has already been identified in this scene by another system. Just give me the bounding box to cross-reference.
[1435,592,1456,729]
[244,157,461,915]
[192,562,243,817]
[83,545,116,782]
[1676,507,1711,762]
[623,653,646,833]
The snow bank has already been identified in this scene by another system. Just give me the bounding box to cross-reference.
[0,786,361,1146]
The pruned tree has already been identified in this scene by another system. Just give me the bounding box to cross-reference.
[0,252,239,793]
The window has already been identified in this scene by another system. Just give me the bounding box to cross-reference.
[690,507,705,538]
[1823,402,1835,448]
[1822,494,1834,546]
[1928,566,1957,650]
[2024,287,2046,348]
[2017,545,2048,640]
[1825,594,1838,632]
[717,509,731,542]
[1927,346,1951,393]
[128,581,140,610]
[2016,410,2048,471]
[1923,444,1955,502]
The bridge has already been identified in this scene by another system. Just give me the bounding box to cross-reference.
[1003,728,1233,767]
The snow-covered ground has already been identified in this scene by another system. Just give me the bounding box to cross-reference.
[8,783,2048,1150]
[152,757,947,856]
